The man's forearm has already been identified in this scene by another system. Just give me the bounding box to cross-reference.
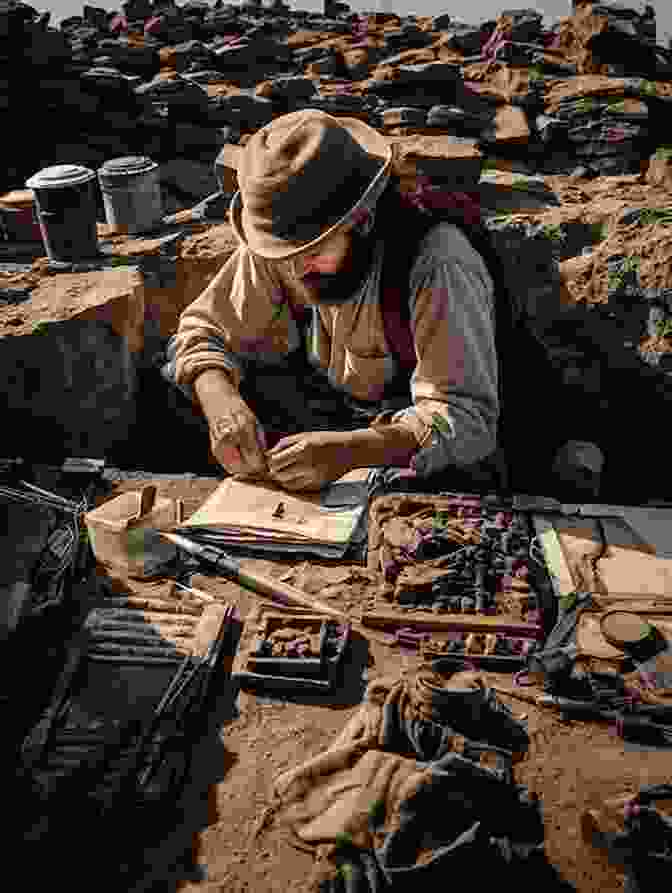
[193,368,239,422]
[347,425,418,470]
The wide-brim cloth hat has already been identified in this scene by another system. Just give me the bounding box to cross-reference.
[229,109,393,261]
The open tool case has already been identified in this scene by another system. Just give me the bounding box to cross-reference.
[362,492,558,671]
[234,612,351,694]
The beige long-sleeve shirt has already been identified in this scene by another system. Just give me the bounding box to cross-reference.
[169,221,499,475]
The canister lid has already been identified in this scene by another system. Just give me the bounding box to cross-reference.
[26,164,96,190]
[600,611,654,650]
[98,156,158,176]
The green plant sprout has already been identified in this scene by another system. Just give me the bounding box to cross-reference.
[511,176,530,190]
[621,256,640,273]
[32,321,49,335]
[271,301,287,322]
[368,798,386,825]
[528,65,544,82]
[337,864,355,882]
[608,256,640,291]
[640,80,657,97]
[542,223,565,242]
[608,271,625,291]
[433,511,452,529]
[335,832,354,849]
[638,208,672,227]
[591,221,609,242]
[655,146,672,161]
[560,591,578,612]
[655,318,672,339]
[607,100,626,113]
[492,213,515,225]
[431,413,452,436]
[481,158,498,172]
[125,527,148,562]
[575,97,596,114]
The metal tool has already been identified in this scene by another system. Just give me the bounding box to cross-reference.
[392,627,432,649]
[88,609,198,628]
[100,596,203,616]
[159,530,392,647]
[538,692,672,730]
[361,608,544,638]
[136,603,236,789]
[233,671,332,693]
[87,641,187,659]
[173,581,217,602]
[160,532,346,617]
[87,653,185,665]
[21,628,89,768]
[486,495,672,560]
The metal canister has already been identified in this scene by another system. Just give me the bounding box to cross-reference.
[600,611,667,663]
[25,164,100,263]
[0,189,43,242]
[97,156,163,234]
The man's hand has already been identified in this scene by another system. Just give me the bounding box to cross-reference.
[209,397,268,478]
[266,431,356,492]
[194,369,268,479]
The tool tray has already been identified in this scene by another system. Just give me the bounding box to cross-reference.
[362,491,558,670]
[234,612,351,694]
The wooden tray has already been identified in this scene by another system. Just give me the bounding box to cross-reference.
[363,492,546,649]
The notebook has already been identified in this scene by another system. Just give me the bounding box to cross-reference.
[176,471,372,560]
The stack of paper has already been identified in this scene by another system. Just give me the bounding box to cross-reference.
[177,475,370,559]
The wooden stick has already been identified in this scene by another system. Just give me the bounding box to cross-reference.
[87,628,190,646]
[88,641,187,659]
[87,653,184,665]
[88,623,193,640]
[490,686,541,706]
[100,596,202,616]
[361,609,543,637]
[89,609,198,628]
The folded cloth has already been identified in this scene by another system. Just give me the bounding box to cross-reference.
[273,744,544,893]
[270,667,536,893]
[583,787,672,893]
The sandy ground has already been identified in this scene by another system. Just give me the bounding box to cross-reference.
[52,478,669,893]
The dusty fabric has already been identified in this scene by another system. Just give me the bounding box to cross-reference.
[585,784,672,893]
[164,220,498,477]
[270,668,540,893]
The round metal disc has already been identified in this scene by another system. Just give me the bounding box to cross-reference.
[600,611,652,649]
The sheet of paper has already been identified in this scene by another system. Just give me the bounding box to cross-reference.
[179,478,363,546]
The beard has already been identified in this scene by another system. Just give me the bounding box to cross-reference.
[301,231,377,306]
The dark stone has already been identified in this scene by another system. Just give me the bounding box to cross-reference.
[446,24,486,56]
[59,15,85,31]
[432,13,453,30]
[587,29,658,79]
[210,92,274,129]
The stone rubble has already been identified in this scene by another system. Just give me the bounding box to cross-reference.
[0,0,669,201]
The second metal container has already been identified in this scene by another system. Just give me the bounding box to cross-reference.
[97,156,163,234]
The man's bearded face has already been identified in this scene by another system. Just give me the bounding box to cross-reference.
[294,224,374,306]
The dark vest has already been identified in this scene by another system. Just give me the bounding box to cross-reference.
[378,210,564,491]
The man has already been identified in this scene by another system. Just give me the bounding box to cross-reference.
[163,110,501,492]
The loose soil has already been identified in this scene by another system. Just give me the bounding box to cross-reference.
[75,479,672,893]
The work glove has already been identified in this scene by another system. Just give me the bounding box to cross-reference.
[208,396,269,479]
[266,431,356,492]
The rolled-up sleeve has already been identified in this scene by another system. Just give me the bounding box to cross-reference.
[162,244,297,403]
[387,224,499,475]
